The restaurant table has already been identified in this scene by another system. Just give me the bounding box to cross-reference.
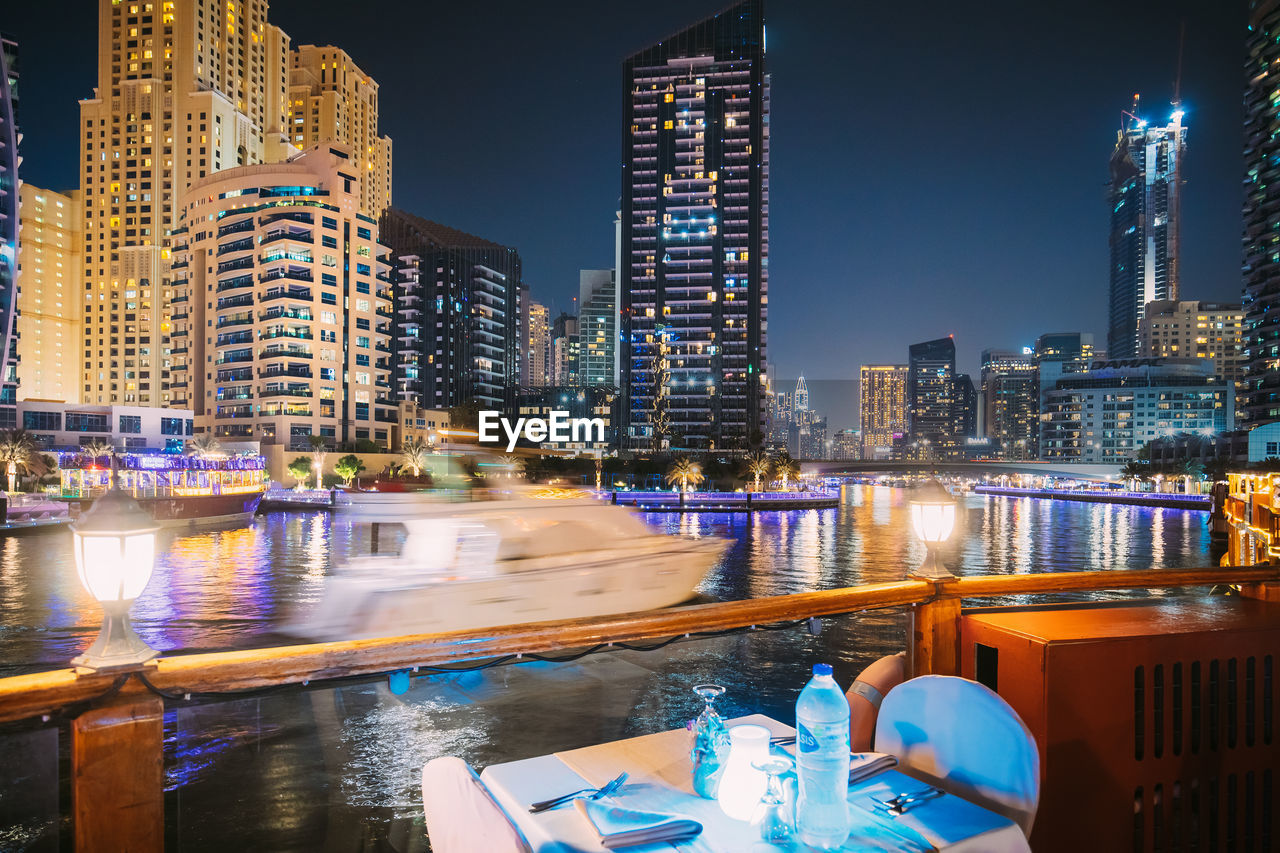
[480,714,1031,852]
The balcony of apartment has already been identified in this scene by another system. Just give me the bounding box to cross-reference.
[216,237,256,257]
[260,288,313,304]
[170,346,189,356]
[261,404,313,418]
[260,268,313,286]
[259,308,312,323]
[260,385,313,399]
[170,310,190,323]
[258,365,312,380]
[217,255,256,276]
[214,351,254,366]
[169,380,188,389]
[217,217,257,239]
[215,387,255,402]
[217,294,255,311]
[259,250,314,270]
[213,424,254,438]
[217,368,254,383]
[260,328,314,343]
[375,305,395,319]
[260,346,313,361]
[217,313,255,329]
[260,209,314,226]
[170,293,189,305]
[259,229,314,248]
[169,258,189,271]
[214,405,254,419]
[171,362,189,372]
[216,328,255,345]
[170,328,189,339]
[216,274,255,294]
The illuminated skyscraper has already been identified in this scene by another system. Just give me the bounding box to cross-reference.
[1243,0,1280,423]
[0,34,20,427]
[907,337,957,458]
[577,269,617,387]
[523,299,551,387]
[286,45,392,218]
[980,349,1037,459]
[17,185,82,403]
[859,364,907,460]
[620,0,769,451]
[1107,98,1186,359]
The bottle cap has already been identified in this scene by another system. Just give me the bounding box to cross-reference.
[812,663,833,676]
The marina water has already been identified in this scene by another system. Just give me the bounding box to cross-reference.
[0,485,1219,850]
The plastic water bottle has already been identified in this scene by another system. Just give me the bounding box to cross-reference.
[796,662,851,849]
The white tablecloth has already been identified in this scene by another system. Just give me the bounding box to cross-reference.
[480,715,1030,853]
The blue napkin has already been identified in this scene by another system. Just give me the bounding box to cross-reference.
[574,799,703,849]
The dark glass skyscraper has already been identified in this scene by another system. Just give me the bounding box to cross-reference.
[381,210,522,412]
[1242,0,1280,423]
[620,0,769,451]
[907,337,957,458]
[1107,101,1185,359]
[0,35,19,428]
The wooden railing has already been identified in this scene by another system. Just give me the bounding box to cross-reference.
[2,565,1278,851]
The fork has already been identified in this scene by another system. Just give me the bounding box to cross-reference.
[528,772,628,813]
[871,786,944,815]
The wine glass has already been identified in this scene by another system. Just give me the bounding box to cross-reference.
[751,755,795,843]
[690,684,730,798]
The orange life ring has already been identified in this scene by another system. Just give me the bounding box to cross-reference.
[846,652,907,752]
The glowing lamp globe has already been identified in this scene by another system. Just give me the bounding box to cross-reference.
[909,478,956,580]
[717,724,770,821]
[70,487,161,671]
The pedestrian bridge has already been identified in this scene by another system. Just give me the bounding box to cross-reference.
[800,459,1123,483]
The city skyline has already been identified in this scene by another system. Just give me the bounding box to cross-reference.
[3,0,1245,385]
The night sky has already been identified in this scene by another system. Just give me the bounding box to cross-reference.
[6,0,1248,429]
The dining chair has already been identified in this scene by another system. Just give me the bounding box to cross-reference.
[874,674,1040,836]
[421,756,532,853]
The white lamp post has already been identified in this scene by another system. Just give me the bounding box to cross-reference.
[909,478,956,580]
[70,486,161,671]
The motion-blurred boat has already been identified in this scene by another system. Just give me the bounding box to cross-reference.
[284,498,729,639]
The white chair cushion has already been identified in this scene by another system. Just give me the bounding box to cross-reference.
[422,756,532,853]
[875,675,1040,836]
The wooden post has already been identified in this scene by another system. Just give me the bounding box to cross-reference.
[1240,580,1280,603]
[370,521,380,554]
[72,687,164,852]
[908,593,961,678]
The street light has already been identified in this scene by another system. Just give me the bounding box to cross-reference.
[909,477,956,580]
[70,486,161,671]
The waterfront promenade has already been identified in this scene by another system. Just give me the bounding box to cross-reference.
[973,484,1211,510]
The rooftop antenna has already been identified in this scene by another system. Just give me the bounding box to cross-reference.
[1173,20,1186,109]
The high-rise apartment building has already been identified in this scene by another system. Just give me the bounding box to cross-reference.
[767,388,791,447]
[552,312,579,387]
[1243,0,1280,423]
[577,269,617,387]
[169,145,395,448]
[1107,100,1186,359]
[859,364,907,460]
[17,185,82,402]
[980,348,1037,459]
[1041,359,1231,463]
[285,45,392,218]
[907,337,957,458]
[523,299,550,387]
[954,373,977,440]
[381,209,521,411]
[1138,300,1245,400]
[831,429,859,461]
[1,34,21,427]
[1034,332,1096,460]
[79,0,296,407]
[620,0,769,451]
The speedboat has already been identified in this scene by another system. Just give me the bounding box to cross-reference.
[284,498,729,640]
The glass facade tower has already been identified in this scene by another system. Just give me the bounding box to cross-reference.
[620,0,769,451]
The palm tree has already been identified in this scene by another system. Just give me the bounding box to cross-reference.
[664,456,704,492]
[80,438,115,460]
[1119,460,1149,491]
[399,437,431,478]
[774,450,800,491]
[1180,458,1205,495]
[185,432,224,460]
[307,434,329,489]
[744,449,772,492]
[0,429,36,492]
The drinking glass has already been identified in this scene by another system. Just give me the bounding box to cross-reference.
[689,684,730,798]
[752,755,795,843]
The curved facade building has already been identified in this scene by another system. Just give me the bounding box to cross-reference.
[170,145,395,449]
[1242,0,1280,423]
[0,35,20,427]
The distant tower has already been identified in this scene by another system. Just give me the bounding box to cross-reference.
[794,375,809,413]
[1107,94,1186,359]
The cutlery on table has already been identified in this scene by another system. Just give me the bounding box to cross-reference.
[871,786,944,815]
[528,772,628,814]
[769,735,797,745]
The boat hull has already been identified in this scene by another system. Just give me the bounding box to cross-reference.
[285,538,727,640]
[61,491,264,527]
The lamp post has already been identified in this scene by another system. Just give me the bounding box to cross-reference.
[909,477,956,580]
[70,486,160,671]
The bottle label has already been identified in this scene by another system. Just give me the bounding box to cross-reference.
[797,720,847,754]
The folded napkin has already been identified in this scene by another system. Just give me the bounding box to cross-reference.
[574,798,703,850]
[850,752,898,785]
